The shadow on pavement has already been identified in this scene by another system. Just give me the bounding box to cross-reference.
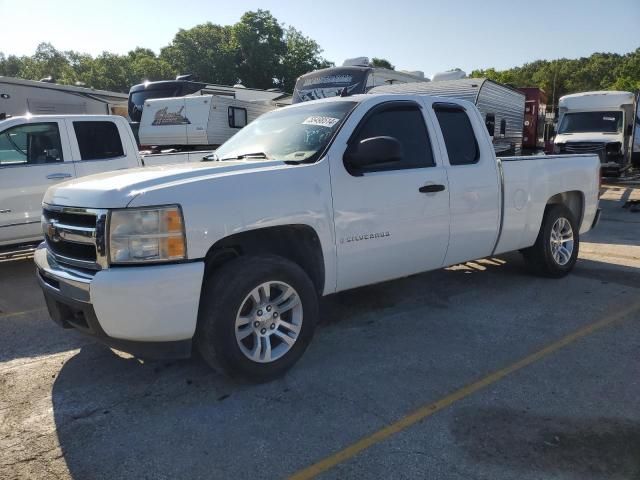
[451,406,640,478]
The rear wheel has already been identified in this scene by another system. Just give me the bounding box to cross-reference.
[196,255,318,381]
[522,204,579,278]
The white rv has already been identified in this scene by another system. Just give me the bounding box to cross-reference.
[292,57,428,103]
[0,76,128,118]
[554,91,636,176]
[138,94,275,148]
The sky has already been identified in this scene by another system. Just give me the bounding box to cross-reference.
[1,0,639,77]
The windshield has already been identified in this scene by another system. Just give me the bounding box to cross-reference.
[292,68,369,104]
[558,111,623,134]
[214,101,357,163]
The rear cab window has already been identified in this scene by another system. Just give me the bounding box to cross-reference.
[433,104,479,166]
[73,121,124,160]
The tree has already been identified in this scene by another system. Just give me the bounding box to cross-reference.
[160,23,237,85]
[127,48,176,85]
[233,10,286,88]
[0,53,23,77]
[279,26,332,92]
[371,58,394,70]
[471,48,640,111]
[18,43,75,83]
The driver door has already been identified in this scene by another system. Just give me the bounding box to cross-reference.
[0,119,75,246]
[329,99,450,291]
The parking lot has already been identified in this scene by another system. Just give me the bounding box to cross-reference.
[1,182,639,480]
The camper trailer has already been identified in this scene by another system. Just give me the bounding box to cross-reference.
[0,76,128,118]
[138,94,275,149]
[129,78,287,123]
[292,57,429,104]
[554,91,636,176]
[370,77,525,156]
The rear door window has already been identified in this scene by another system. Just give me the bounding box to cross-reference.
[73,121,124,160]
[434,105,479,166]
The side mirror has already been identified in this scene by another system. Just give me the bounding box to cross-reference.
[345,136,402,171]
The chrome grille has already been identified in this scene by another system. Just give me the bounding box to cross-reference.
[42,205,109,270]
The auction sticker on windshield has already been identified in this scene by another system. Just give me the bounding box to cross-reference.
[303,116,340,128]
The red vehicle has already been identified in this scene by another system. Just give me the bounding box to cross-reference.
[519,87,552,153]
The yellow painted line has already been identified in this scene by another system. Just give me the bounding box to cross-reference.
[0,307,47,319]
[290,300,640,480]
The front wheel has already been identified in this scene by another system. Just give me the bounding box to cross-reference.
[522,204,579,278]
[196,255,318,381]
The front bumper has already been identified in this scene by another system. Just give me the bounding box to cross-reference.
[35,244,205,359]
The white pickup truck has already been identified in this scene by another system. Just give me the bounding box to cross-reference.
[34,94,601,381]
[0,115,211,248]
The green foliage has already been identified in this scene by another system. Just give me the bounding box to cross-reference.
[280,27,333,92]
[233,10,286,89]
[371,58,395,70]
[160,23,237,85]
[471,48,640,108]
[0,10,330,93]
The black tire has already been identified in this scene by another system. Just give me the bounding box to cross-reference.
[522,204,580,278]
[196,255,318,382]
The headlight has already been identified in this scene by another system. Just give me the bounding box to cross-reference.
[606,142,622,156]
[108,205,186,264]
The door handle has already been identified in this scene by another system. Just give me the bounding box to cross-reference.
[419,184,446,193]
[46,173,72,180]
[0,209,10,214]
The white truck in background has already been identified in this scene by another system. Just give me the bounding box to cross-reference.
[35,94,601,381]
[554,91,636,176]
[0,114,212,249]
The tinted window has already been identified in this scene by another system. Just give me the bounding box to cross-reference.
[434,107,479,165]
[73,121,124,160]
[228,107,248,128]
[351,104,434,172]
[0,122,63,166]
[292,67,369,103]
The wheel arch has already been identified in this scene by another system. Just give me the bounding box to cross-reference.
[545,190,585,228]
[202,224,326,295]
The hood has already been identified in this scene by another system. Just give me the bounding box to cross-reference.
[44,160,289,208]
[555,131,623,144]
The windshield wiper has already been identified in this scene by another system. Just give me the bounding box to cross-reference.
[220,152,271,161]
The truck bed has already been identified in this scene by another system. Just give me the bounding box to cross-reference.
[494,154,601,255]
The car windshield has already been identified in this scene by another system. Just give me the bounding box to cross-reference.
[558,111,623,134]
[292,67,369,103]
[128,89,177,122]
[214,101,357,163]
